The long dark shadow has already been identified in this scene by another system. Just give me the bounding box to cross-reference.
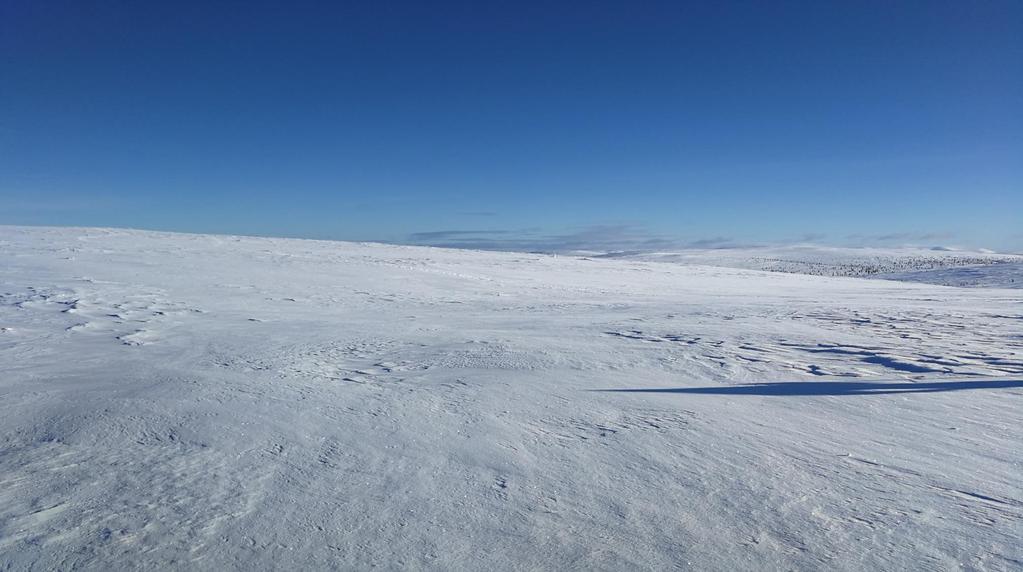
[598,379,1023,397]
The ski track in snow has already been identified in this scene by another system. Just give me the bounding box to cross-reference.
[0,226,1021,570]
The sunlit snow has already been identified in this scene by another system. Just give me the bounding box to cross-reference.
[1,226,1020,570]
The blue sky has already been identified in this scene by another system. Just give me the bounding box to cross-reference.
[2,1,1021,251]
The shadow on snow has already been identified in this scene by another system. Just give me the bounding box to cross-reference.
[599,379,1023,396]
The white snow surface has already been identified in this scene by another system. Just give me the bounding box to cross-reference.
[595,245,1023,287]
[1,226,1021,570]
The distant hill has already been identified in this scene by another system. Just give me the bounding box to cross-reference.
[589,245,1023,288]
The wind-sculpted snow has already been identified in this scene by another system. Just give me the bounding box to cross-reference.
[0,226,1020,570]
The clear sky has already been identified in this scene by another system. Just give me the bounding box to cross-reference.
[2,1,1021,252]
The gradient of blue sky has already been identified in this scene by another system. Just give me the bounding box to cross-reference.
[2,1,1021,251]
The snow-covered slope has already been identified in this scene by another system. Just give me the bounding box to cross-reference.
[594,245,1023,287]
[1,226,1020,570]
[877,261,1023,289]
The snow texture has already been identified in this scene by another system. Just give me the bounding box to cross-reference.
[1,226,1021,570]
[596,245,1023,287]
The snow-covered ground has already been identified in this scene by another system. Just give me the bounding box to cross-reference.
[1,226,1021,570]
[594,245,1023,287]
